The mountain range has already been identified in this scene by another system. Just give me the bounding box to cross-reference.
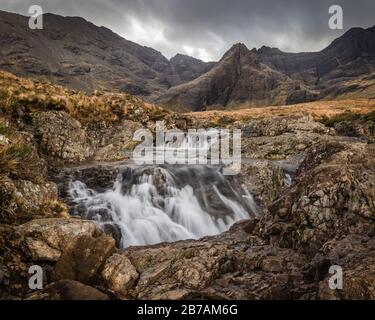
[1,10,375,111]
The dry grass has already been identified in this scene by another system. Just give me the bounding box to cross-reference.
[0,70,168,125]
[0,137,45,183]
[185,99,375,125]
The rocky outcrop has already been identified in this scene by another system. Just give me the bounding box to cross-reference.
[259,141,375,254]
[32,111,93,162]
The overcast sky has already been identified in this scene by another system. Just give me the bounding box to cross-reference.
[1,0,375,61]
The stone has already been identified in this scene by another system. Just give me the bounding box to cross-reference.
[101,254,139,297]
[54,234,116,284]
[16,218,101,261]
[26,280,110,300]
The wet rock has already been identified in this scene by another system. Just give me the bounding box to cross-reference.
[54,234,116,284]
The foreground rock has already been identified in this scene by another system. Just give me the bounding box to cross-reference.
[55,234,116,284]
[26,280,110,300]
[90,139,374,300]
[15,218,102,261]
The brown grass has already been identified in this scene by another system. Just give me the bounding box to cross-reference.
[0,137,45,183]
[0,70,168,125]
[184,99,375,125]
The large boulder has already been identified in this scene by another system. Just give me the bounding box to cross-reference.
[54,234,116,284]
[16,218,102,261]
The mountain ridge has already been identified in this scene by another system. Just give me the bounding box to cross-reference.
[1,10,375,111]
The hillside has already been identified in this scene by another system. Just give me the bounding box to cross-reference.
[1,10,375,112]
[0,10,212,101]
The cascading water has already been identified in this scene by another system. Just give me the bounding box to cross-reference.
[67,131,257,248]
[68,165,258,248]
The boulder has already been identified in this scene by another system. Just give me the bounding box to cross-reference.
[54,234,116,284]
[259,141,375,254]
[16,218,102,261]
[101,254,139,297]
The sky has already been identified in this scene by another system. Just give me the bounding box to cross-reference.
[1,0,375,61]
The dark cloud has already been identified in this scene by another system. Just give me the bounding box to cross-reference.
[1,0,375,61]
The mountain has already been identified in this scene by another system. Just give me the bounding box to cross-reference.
[1,10,375,111]
[170,54,215,85]
[157,43,318,110]
[0,10,211,101]
[159,27,375,110]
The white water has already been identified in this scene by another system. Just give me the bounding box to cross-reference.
[68,165,257,248]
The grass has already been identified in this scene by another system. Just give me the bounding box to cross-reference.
[0,175,15,221]
[184,99,375,124]
[0,138,45,183]
[0,70,170,125]
[321,109,375,127]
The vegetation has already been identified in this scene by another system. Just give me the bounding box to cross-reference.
[0,70,170,125]
[0,134,45,184]
[321,109,375,127]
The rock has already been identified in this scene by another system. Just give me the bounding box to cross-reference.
[14,180,58,213]
[90,120,142,162]
[313,235,375,299]
[101,254,139,297]
[54,234,116,284]
[0,174,62,225]
[26,280,110,300]
[334,119,375,142]
[16,218,102,261]
[260,141,375,254]
[239,160,286,208]
[32,111,93,163]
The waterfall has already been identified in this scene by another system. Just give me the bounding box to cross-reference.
[68,165,257,248]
